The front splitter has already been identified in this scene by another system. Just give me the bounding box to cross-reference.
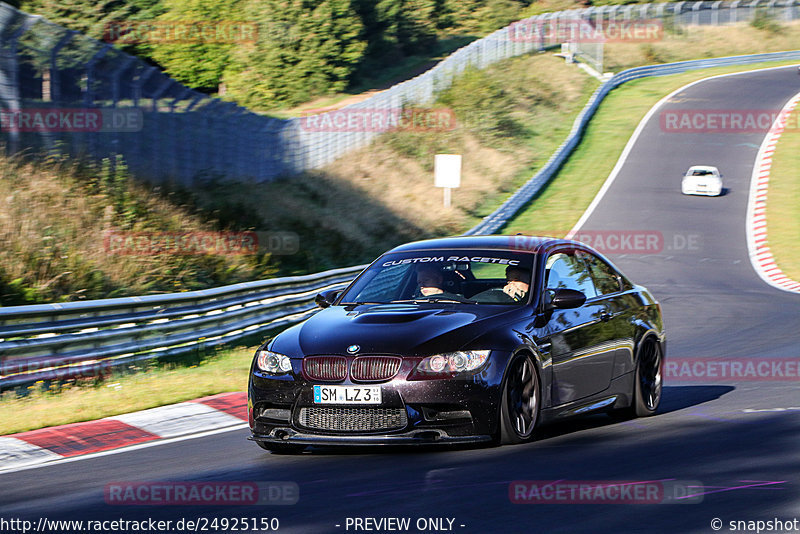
[249,430,493,447]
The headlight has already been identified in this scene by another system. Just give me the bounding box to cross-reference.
[256,350,293,375]
[415,350,490,376]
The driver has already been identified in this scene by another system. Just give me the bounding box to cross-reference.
[415,265,463,300]
[416,265,446,296]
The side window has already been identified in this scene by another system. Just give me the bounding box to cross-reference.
[545,252,597,299]
[583,254,622,295]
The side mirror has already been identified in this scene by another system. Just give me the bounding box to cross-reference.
[549,288,586,309]
[314,289,341,309]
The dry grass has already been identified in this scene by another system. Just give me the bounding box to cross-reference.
[0,156,275,304]
[604,20,800,71]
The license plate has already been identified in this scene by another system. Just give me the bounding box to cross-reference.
[313,385,381,404]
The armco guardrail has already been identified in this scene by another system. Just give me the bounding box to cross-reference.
[465,50,800,236]
[0,1,798,183]
[0,264,366,388]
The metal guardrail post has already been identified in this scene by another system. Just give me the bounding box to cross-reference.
[712,1,724,24]
[731,0,741,21]
[48,30,75,104]
[1,14,39,154]
[110,55,136,106]
[83,44,111,108]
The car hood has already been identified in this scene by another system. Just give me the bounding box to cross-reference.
[270,303,521,357]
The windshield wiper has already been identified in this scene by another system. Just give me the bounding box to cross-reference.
[393,297,477,304]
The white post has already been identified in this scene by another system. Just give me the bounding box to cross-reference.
[434,154,462,209]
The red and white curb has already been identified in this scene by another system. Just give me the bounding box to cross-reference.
[746,90,800,294]
[0,392,247,472]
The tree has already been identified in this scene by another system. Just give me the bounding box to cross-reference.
[223,0,366,109]
[440,0,531,34]
[354,0,438,60]
[147,0,244,92]
[20,0,132,40]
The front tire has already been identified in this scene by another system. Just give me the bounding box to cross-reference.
[499,353,540,444]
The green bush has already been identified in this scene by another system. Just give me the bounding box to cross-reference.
[750,9,782,34]
[437,66,525,146]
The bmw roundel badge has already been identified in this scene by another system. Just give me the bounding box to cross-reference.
[346,344,360,354]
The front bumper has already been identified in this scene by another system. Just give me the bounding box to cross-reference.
[248,352,511,446]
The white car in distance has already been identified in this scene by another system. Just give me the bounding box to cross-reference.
[681,165,722,196]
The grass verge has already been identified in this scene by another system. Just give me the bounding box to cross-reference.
[765,107,800,282]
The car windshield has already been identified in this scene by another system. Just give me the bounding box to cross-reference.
[691,169,714,176]
[339,249,537,305]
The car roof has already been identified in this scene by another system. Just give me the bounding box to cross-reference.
[387,235,562,254]
[686,165,719,173]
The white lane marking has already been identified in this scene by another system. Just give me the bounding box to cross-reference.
[0,437,62,470]
[745,90,800,294]
[567,63,800,238]
[0,423,248,476]
[743,407,800,413]
[112,402,244,439]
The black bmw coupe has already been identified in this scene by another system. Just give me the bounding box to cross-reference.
[248,235,665,452]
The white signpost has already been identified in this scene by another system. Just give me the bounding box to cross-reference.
[434,154,462,208]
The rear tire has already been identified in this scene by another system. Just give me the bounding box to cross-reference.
[256,441,306,454]
[499,353,540,444]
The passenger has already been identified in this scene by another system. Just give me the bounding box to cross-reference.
[472,265,532,303]
[503,266,531,302]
